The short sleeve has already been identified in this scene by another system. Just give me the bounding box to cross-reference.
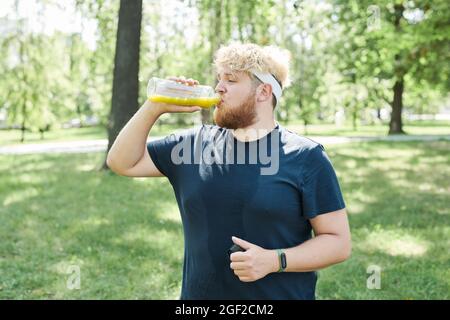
[146,127,198,183]
[300,145,346,219]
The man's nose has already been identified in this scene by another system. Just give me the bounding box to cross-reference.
[215,82,225,93]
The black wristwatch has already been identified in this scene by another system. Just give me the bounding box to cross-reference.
[277,249,287,272]
[228,244,245,256]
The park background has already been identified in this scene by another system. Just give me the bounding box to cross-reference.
[0,0,448,299]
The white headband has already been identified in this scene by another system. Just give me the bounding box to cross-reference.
[251,70,283,106]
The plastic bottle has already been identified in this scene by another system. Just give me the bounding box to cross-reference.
[147,77,220,108]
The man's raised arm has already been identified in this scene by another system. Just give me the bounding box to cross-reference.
[106,78,201,177]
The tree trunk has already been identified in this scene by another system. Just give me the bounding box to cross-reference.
[388,4,406,135]
[20,115,26,143]
[102,0,142,170]
[389,79,405,134]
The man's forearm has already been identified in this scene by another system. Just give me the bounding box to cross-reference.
[107,100,161,170]
[277,234,351,273]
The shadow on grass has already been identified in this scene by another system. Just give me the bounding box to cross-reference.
[0,153,184,299]
[330,140,449,228]
[316,140,450,299]
[1,140,448,299]
[316,248,449,299]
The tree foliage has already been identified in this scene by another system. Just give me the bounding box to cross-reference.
[0,0,448,142]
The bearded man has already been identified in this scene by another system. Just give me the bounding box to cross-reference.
[106,43,351,300]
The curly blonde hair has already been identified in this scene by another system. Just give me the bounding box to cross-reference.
[213,42,291,89]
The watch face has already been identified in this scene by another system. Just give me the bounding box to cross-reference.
[281,253,287,269]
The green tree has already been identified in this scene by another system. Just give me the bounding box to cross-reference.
[277,1,339,131]
[0,3,63,141]
[332,0,450,134]
[74,0,119,127]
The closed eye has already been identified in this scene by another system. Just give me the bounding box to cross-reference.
[216,74,238,83]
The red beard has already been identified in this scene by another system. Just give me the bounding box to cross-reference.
[213,91,258,129]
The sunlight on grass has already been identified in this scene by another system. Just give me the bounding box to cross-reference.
[76,163,98,172]
[1,141,449,299]
[286,121,450,137]
[3,187,39,206]
[344,159,358,169]
[155,208,182,224]
[360,228,429,257]
[436,208,449,215]
[51,260,86,275]
[118,225,182,248]
[346,189,377,215]
[347,202,365,215]
[79,217,111,227]
[418,183,433,191]
[1,121,449,147]
[17,161,56,173]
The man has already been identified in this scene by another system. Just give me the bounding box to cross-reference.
[107,43,351,300]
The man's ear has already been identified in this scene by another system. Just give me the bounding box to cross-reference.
[256,83,273,103]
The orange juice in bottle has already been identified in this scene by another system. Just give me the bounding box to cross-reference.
[147,77,220,108]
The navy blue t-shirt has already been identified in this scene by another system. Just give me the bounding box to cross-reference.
[147,124,346,300]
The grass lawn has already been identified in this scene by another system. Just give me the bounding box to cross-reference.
[284,120,450,137]
[0,122,181,147]
[0,140,449,299]
[1,120,449,147]
[0,126,107,146]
